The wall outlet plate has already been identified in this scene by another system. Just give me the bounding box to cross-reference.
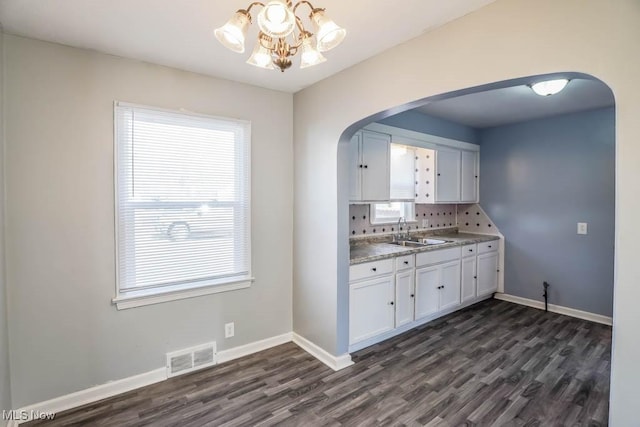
[422,219,429,228]
[577,222,588,235]
[225,322,234,338]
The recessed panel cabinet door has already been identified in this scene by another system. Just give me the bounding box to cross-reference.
[361,131,390,201]
[395,270,415,328]
[461,150,478,202]
[349,132,362,201]
[435,149,461,202]
[349,276,395,345]
[477,252,499,297]
[439,260,461,311]
[415,266,440,320]
[461,256,477,303]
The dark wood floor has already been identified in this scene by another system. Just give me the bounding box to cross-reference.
[28,300,611,426]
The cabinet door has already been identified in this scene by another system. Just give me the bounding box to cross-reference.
[415,147,436,204]
[461,256,477,304]
[461,150,478,202]
[349,276,395,344]
[348,132,362,201]
[395,270,415,328]
[477,252,499,297]
[435,149,461,202]
[439,260,461,311]
[361,131,390,201]
[389,144,415,200]
[415,266,440,320]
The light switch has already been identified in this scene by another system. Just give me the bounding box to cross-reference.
[577,222,588,235]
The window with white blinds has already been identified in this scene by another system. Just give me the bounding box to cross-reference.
[114,102,251,303]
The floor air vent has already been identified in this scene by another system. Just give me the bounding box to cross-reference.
[166,342,217,378]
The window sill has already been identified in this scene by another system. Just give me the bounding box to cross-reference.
[112,277,254,310]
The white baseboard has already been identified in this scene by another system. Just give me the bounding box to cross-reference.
[217,333,292,364]
[292,333,354,371]
[494,293,613,326]
[13,332,295,424]
[14,367,167,424]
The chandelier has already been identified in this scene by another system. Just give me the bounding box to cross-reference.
[214,1,346,72]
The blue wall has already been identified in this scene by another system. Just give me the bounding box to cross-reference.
[480,107,615,316]
[378,110,479,144]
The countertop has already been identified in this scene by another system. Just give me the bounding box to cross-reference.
[350,232,500,265]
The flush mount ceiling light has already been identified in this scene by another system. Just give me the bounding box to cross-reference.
[530,79,569,96]
[214,0,346,72]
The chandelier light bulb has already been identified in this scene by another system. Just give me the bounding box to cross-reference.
[311,9,346,52]
[247,34,275,70]
[299,35,326,69]
[214,10,251,53]
[530,79,569,96]
[258,1,296,38]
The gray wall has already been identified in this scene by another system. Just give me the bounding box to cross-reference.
[480,107,615,316]
[0,30,13,422]
[378,109,479,144]
[4,35,293,407]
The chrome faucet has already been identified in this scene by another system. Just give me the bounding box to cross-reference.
[396,217,409,242]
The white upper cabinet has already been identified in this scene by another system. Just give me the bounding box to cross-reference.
[349,130,390,202]
[435,149,461,203]
[348,132,363,201]
[461,150,479,203]
[389,144,415,200]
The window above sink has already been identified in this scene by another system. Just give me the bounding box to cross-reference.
[370,202,415,225]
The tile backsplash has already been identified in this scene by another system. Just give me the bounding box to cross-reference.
[349,204,457,236]
[349,203,500,237]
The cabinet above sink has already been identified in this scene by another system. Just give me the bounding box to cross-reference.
[349,123,479,204]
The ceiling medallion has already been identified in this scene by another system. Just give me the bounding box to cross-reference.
[215,1,346,72]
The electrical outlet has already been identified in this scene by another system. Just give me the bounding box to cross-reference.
[422,219,429,228]
[224,322,234,338]
[577,222,588,235]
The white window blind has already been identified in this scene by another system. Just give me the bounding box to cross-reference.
[115,103,251,298]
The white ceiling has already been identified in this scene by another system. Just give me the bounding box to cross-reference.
[414,78,615,128]
[0,0,496,93]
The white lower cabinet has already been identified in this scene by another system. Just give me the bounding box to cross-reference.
[349,276,395,344]
[461,255,477,303]
[477,251,499,297]
[415,260,461,319]
[349,240,500,350]
[395,270,415,328]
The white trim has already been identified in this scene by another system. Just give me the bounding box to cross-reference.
[217,333,292,364]
[292,333,354,371]
[13,368,167,424]
[364,122,480,152]
[494,293,613,326]
[113,278,253,310]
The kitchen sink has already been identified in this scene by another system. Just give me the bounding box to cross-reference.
[388,238,450,247]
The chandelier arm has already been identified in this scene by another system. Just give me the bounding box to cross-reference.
[245,1,266,14]
[292,0,317,14]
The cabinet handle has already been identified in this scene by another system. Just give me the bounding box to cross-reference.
[437,173,441,176]
[372,267,377,272]
[359,164,363,168]
[404,261,409,265]
[364,165,368,169]
[474,276,477,279]
[488,245,492,248]
[475,175,478,178]
[468,249,473,252]
[410,294,415,298]
[389,301,394,306]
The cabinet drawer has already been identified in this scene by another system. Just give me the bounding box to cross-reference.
[396,254,415,271]
[350,258,394,282]
[461,244,477,257]
[477,240,498,254]
[416,246,461,267]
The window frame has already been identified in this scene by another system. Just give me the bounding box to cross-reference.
[369,202,416,225]
[112,101,253,310]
